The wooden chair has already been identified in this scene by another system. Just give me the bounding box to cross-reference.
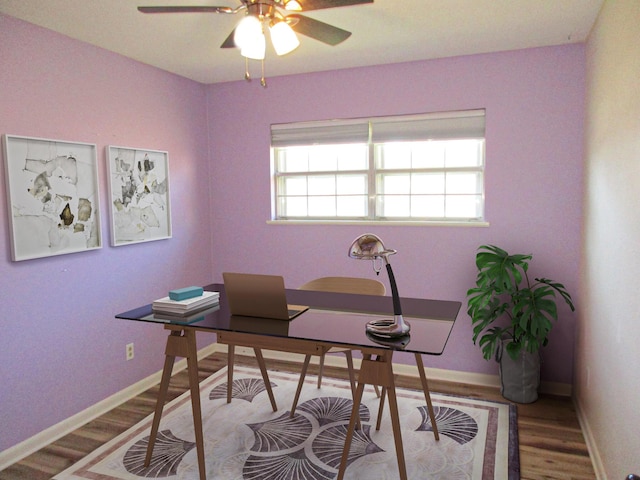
[298,276,387,297]
[290,276,386,416]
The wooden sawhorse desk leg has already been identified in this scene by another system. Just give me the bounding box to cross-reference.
[144,327,207,480]
[223,343,277,412]
[374,353,440,441]
[337,351,407,480]
[414,353,439,441]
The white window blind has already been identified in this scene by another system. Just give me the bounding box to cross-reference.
[371,110,485,142]
[271,120,369,146]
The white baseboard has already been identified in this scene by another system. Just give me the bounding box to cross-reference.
[0,342,572,471]
[0,343,218,471]
[219,344,572,397]
[574,396,606,480]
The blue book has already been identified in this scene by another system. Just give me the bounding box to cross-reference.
[169,286,204,301]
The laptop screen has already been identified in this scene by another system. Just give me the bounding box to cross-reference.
[223,272,308,320]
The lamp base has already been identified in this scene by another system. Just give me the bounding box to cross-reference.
[365,315,411,338]
[366,331,411,348]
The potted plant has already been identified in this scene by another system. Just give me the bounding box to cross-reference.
[466,244,575,403]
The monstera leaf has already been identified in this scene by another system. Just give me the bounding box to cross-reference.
[467,245,575,360]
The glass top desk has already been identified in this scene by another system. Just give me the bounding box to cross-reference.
[116,283,461,480]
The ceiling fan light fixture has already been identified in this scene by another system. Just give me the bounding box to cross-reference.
[233,15,262,49]
[283,0,302,11]
[270,20,300,56]
[240,32,266,60]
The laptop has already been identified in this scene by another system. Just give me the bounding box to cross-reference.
[222,272,309,320]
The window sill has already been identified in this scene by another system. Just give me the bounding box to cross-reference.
[267,220,490,227]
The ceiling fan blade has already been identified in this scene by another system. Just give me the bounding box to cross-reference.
[299,0,373,11]
[138,6,235,14]
[220,29,237,48]
[288,14,351,45]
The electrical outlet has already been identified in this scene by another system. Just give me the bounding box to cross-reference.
[126,342,134,361]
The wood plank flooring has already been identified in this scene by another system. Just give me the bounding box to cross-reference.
[0,352,596,480]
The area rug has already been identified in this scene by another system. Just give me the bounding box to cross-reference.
[54,366,519,479]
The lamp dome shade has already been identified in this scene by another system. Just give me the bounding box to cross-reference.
[348,233,397,260]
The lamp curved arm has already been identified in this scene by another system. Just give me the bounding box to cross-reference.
[385,262,403,317]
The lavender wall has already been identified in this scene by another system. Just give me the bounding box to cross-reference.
[207,45,585,382]
[0,10,586,456]
[0,15,213,451]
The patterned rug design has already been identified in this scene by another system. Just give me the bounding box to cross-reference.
[54,366,519,479]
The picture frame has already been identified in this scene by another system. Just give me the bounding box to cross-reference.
[107,146,172,246]
[2,134,102,261]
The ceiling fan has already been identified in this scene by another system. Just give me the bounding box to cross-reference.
[138,0,374,86]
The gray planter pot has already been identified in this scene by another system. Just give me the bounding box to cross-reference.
[497,340,541,403]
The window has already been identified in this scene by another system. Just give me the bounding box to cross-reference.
[271,110,485,224]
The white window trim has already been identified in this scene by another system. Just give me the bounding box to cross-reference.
[270,109,487,226]
[267,219,490,227]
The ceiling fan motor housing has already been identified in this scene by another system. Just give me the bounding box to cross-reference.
[246,1,277,20]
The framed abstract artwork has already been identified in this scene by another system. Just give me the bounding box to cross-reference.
[107,146,172,246]
[2,134,102,261]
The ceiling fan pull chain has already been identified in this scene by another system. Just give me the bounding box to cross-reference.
[260,59,267,87]
[244,57,251,82]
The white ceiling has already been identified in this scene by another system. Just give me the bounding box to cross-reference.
[0,0,603,84]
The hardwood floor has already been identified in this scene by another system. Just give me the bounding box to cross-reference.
[0,352,596,480]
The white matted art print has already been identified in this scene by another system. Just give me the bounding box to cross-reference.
[107,146,171,246]
[2,134,102,261]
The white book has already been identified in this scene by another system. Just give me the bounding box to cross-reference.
[153,290,220,313]
[153,303,220,321]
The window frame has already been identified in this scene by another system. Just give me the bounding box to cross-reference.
[270,110,487,226]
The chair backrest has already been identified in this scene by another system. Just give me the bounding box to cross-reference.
[298,276,386,296]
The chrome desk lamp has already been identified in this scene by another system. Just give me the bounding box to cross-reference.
[348,233,411,338]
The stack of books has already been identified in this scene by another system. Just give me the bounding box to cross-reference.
[152,286,220,316]
[153,304,220,323]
